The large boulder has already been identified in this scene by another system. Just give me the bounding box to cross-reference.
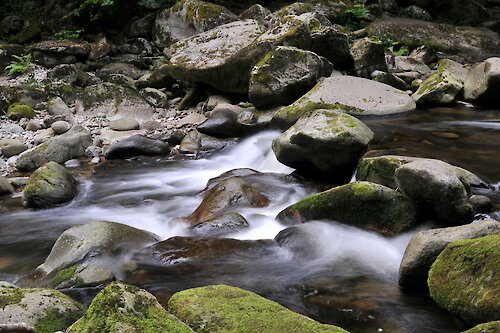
[0,283,84,332]
[249,46,333,108]
[152,0,238,49]
[16,125,92,171]
[464,57,500,106]
[68,281,192,333]
[168,285,348,332]
[428,234,500,325]
[399,219,500,291]
[272,109,373,182]
[350,37,387,78]
[276,181,418,235]
[22,162,77,209]
[104,135,170,159]
[272,76,416,129]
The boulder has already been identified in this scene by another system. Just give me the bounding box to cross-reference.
[399,219,500,291]
[0,176,15,195]
[272,75,416,129]
[96,62,144,81]
[168,285,348,333]
[462,322,500,333]
[372,72,409,91]
[0,138,27,157]
[190,213,249,237]
[109,118,140,131]
[276,181,418,235]
[395,159,476,224]
[464,57,500,106]
[105,135,169,159]
[249,46,333,108]
[239,4,272,20]
[7,102,35,120]
[51,120,71,135]
[16,125,92,171]
[135,64,176,90]
[428,234,500,325]
[22,162,77,208]
[350,38,387,78]
[67,281,192,333]
[0,283,84,332]
[272,110,373,182]
[392,56,431,74]
[46,96,72,116]
[49,265,115,289]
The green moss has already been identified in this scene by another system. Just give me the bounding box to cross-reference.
[24,162,58,197]
[254,51,273,69]
[7,103,35,120]
[52,265,78,287]
[168,285,348,333]
[0,286,24,309]
[356,156,415,189]
[35,308,81,333]
[462,321,500,333]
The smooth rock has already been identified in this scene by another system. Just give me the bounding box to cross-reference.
[412,60,463,105]
[109,118,140,131]
[49,265,115,289]
[190,213,249,237]
[0,176,15,195]
[46,97,72,116]
[0,138,27,157]
[462,321,500,333]
[105,135,169,159]
[51,121,71,135]
[464,57,500,106]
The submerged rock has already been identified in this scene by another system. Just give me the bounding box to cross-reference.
[105,135,169,159]
[464,57,500,106]
[168,285,348,332]
[428,234,500,325]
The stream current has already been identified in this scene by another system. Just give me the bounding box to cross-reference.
[0,105,499,332]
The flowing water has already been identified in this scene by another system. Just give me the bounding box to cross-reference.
[0,105,498,332]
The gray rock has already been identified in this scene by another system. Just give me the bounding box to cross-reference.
[96,62,144,81]
[0,139,27,157]
[51,121,71,135]
[350,37,387,78]
[85,145,102,157]
[16,125,92,171]
[249,46,333,108]
[46,96,72,116]
[141,87,169,108]
[412,60,463,105]
[25,119,42,131]
[105,135,169,159]
[469,195,493,213]
[393,56,431,74]
[109,118,140,131]
[409,45,437,65]
[33,128,54,145]
[197,103,246,138]
[239,4,272,20]
[400,5,432,21]
[47,64,93,86]
[135,64,176,90]
[22,161,77,208]
[7,176,28,188]
[464,57,500,106]
[0,176,15,195]
[204,95,232,112]
[272,75,416,129]
[190,212,249,237]
[272,109,373,181]
[2,124,24,134]
[372,72,409,91]
[399,219,500,291]
[50,265,115,289]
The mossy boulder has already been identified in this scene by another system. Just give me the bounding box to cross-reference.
[272,76,416,129]
[276,181,418,235]
[22,161,77,208]
[239,4,271,20]
[68,281,193,333]
[7,103,35,120]
[272,109,373,182]
[49,265,115,289]
[428,234,500,325]
[463,321,500,333]
[168,284,348,332]
[464,57,500,106]
[0,282,84,333]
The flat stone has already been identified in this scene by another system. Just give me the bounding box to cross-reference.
[109,118,140,131]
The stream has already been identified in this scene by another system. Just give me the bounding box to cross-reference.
[0,105,498,333]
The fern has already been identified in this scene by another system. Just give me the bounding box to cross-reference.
[5,54,32,76]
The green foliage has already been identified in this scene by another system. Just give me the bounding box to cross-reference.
[5,54,32,76]
[395,46,409,56]
[138,0,161,9]
[344,3,369,31]
[55,28,85,40]
[65,0,161,21]
[373,35,410,55]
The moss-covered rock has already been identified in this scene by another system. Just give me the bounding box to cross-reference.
[428,234,500,325]
[68,281,193,333]
[7,103,35,120]
[50,265,115,289]
[276,181,417,235]
[168,284,348,332]
[350,37,387,78]
[463,321,500,333]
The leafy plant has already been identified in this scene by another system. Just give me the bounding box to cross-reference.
[65,0,115,21]
[344,3,370,31]
[5,54,32,76]
[372,35,410,55]
[55,28,85,40]
[395,46,409,56]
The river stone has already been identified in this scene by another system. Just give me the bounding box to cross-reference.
[462,322,500,333]
[197,103,262,138]
[202,168,260,192]
[0,176,15,195]
[372,72,409,91]
[272,110,373,182]
[96,62,144,81]
[0,138,27,157]
[276,181,417,235]
[7,103,35,120]
[17,221,160,288]
[469,195,493,213]
[16,124,92,171]
[190,212,249,237]
[272,75,416,129]
[350,37,387,78]
[105,135,169,159]
[49,265,115,289]
[464,57,500,106]
[46,96,72,116]
[187,176,270,224]
[412,60,463,105]
[393,56,431,74]
[22,161,77,209]
[76,83,154,120]
[67,281,193,333]
[33,128,55,146]
[152,0,238,49]
[428,234,500,325]
[0,283,84,332]
[249,46,333,108]
[168,285,348,333]
[51,120,71,134]
[275,224,324,260]
[395,159,476,224]
[399,219,500,292]
[109,118,140,131]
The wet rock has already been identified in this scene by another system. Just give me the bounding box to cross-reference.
[109,118,140,131]
[277,181,417,235]
[272,76,416,129]
[272,110,373,182]
[85,146,102,158]
[0,283,84,332]
[469,195,493,213]
[16,125,92,171]
[22,161,77,208]
[179,130,201,154]
[96,62,144,81]
[395,159,476,224]
[51,121,71,135]
[7,103,35,120]
[197,103,243,137]
[49,265,115,289]
[203,168,259,192]
[168,285,348,333]
[399,219,500,291]
[0,176,15,195]
[275,224,323,260]
[464,57,500,106]
[67,281,192,332]
[105,135,169,159]
[187,176,270,224]
[428,234,500,325]
[249,46,333,108]
[178,87,206,110]
[350,38,387,78]
[0,139,27,157]
[190,213,249,237]
[46,96,72,117]
[462,321,500,333]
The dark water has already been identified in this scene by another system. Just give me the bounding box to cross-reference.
[0,106,498,332]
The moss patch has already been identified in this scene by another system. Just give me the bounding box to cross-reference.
[35,307,82,333]
[0,286,24,309]
[462,321,500,333]
[7,103,35,120]
[356,156,415,189]
[51,265,78,287]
